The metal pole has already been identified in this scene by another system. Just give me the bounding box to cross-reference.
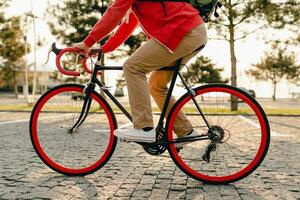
[31,0,37,98]
[24,17,29,103]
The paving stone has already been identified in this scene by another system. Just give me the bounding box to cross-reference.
[130,197,149,200]
[135,183,154,191]
[114,189,134,197]
[111,197,130,200]
[131,189,152,198]
[170,184,187,191]
[149,188,169,200]
[153,180,171,190]
[204,192,222,200]
[167,190,186,199]
[120,183,138,190]
[221,196,242,200]
[0,192,19,199]
[123,179,141,184]
[139,176,156,184]
[240,194,262,200]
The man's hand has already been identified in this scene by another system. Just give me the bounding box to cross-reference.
[73,42,90,55]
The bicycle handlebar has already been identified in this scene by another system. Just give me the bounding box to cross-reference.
[46,43,102,76]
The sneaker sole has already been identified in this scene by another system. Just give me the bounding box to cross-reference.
[114,131,156,143]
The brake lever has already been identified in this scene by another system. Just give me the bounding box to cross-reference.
[44,43,62,64]
[44,45,52,65]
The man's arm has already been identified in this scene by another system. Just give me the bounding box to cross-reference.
[83,0,136,48]
[102,12,139,53]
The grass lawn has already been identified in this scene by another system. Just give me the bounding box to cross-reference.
[1,104,300,115]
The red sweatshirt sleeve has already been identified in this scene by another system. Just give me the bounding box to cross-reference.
[102,12,139,53]
[83,0,136,48]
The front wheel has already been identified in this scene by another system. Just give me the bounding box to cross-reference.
[166,84,270,184]
[30,84,117,176]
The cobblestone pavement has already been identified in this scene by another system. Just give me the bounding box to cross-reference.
[0,112,299,200]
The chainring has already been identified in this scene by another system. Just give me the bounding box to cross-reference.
[142,129,167,155]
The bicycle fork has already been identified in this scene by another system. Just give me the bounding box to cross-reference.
[67,82,95,134]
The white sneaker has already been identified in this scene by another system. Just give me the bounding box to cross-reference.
[114,128,156,143]
[175,129,199,149]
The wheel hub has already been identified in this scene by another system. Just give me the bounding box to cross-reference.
[67,127,80,135]
[208,125,225,143]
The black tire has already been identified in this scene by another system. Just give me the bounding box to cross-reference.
[30,84,118,176]
[166,84,270,184]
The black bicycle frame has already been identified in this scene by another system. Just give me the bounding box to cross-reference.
[74,51,212,145]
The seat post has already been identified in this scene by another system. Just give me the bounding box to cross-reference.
[155,58,182,136]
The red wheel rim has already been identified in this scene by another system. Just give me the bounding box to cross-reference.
[31,87,115,175]
[168,87,268,183]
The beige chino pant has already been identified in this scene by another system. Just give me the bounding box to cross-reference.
[123,24,207,136]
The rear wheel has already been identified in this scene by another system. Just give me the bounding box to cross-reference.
[167,84,270,184]
[30,84,117,176]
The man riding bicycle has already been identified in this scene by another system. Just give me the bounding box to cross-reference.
[74,0,207,143]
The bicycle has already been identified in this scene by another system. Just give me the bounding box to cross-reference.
[29,43,270,184]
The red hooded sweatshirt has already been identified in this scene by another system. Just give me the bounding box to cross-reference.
[83,0,204,53]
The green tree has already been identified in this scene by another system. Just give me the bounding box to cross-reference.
[209,0,282,109]
[256,1,300,45]
[247,43,299,101]
[266,1,299,31]
[0,0,9,8]
[47,0,109,45]
[281,1,300,44]
[182,56,228,85]
[0,1,29,96]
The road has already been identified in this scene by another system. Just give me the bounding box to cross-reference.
[0,112,299,199]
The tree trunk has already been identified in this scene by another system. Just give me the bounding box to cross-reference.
[13,72,18,98]
[229,10,238,111]
[272,81,277,101]
[14,84,18,98]
[229,27,237,88]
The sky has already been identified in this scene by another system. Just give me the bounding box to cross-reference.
[4,0,300,98]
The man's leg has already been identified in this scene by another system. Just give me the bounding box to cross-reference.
[149,70,192,136]
[122,24,207,131]
[149,49,203,136]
